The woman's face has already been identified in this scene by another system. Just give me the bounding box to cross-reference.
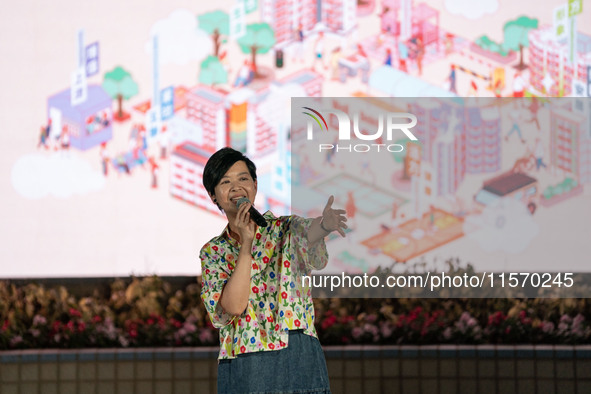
[212,160,257,214]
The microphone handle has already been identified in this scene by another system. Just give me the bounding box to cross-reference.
[249,206,268,227]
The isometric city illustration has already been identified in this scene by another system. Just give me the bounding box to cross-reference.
[1,0,590,278]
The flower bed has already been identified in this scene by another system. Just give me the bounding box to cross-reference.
[1,275,590,350]
[540,180,583,208]
[469,42,517,65]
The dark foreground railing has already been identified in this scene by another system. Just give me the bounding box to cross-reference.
[2,345,591,394]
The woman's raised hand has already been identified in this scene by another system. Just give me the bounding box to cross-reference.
[321,195,348,237]
[233,200,256,244]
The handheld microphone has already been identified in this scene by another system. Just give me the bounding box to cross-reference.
[236,197,268,227]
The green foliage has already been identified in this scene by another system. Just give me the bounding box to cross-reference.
[237,23,275,54]
[102,66,139,100]
[542,177,578,200]
[474,35,509,56]
[199,55,228,85]
[502,16,539,51]
[197,10,230,35]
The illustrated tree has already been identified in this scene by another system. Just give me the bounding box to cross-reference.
[502,16,539,70]
[102,66,139,120]
[237,23,276,77]
[199,55,228,86]
[197,10,229,58]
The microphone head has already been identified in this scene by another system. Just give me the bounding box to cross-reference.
[236,197,250,208]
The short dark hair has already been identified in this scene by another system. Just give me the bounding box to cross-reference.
[203,147,257,198]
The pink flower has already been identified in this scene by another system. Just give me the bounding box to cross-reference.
[541,321,555,334]
[352,327,363,339]
[380,322,393,338]
[443,327,452,340]
[199,329,214,344]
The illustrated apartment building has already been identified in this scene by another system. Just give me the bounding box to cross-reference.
[261,0,357,47]
[528,27,591,96]
[549,103,591,185]
[170,70,322,213]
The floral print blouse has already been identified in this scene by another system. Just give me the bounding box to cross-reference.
[200,212,328,360]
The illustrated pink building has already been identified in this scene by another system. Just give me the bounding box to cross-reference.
[549,105,591,184]
[409,101,467,196]
[380,1,439,46]
[528,27,591,96]
[322,0,356,34]
[380,0,400,35]
[185,86,229,153]
[280,69,323,97]
[246,70,322,156]
[261,0,318,46]
[170,142,220,214]
[409,100,501,194]
[464,106,501,174]
[248,92,277,158]
[433,117,466,196]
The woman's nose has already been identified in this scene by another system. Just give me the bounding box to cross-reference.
[229,182,240,191]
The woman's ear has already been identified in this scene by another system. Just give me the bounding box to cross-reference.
[210,193,223,211]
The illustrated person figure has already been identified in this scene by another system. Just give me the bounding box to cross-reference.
[493,78,503,98]
[444,33,454,55]
[397,39,409,72]
[513,72,525,97]
[505,103,525,144]
[293,23,305,63]
[149,157,159,188]
[200,147,347,393]
[448,64,457,94]
[234,60,252,87]
[384,48,393,66]
[415,37,425,76]
[345,190,357,229]
[467,80,478,97]
[330,46,342,80]
[312,31,326,71]
[534,137,547,171]
[99,142,110,176]
[159,126,169,159]
[392,200,399,221]
[528,97,541,130]
[38,125,48,149]
[60,126,70,151]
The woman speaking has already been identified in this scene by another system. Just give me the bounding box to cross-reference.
[200,147,347,393]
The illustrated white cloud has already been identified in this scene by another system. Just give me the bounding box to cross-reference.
[444,0,498,20]
[145,9,212,65]
[463,197,539,254]
[11,153,105,199]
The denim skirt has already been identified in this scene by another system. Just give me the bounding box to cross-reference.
[217,330,331,394]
